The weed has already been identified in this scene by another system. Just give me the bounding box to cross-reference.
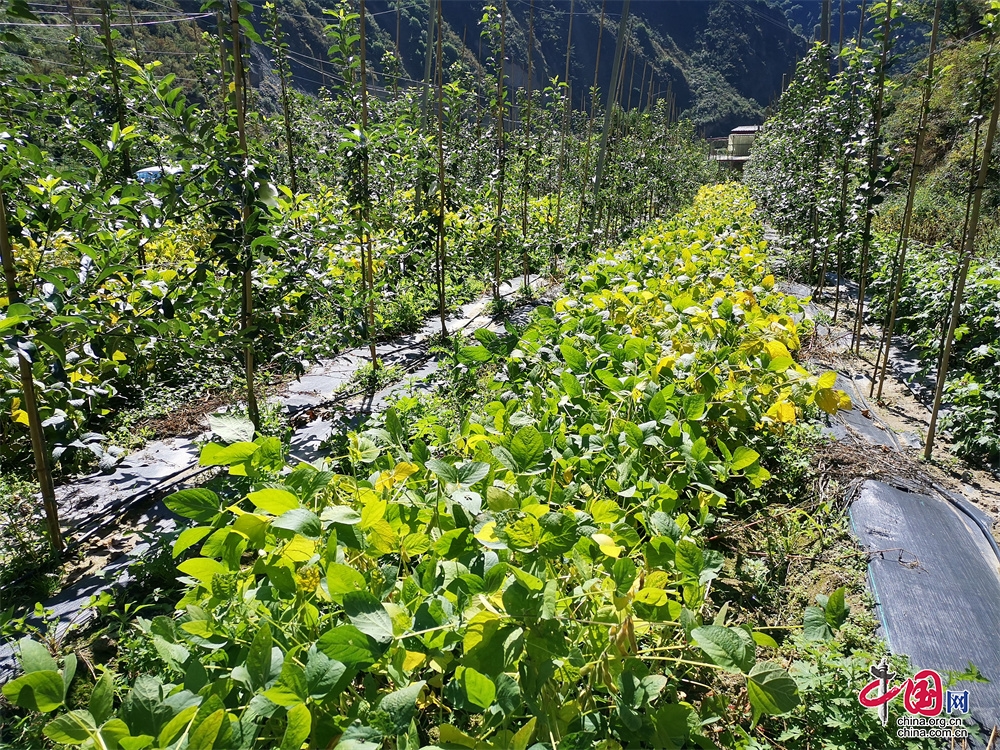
[761,638,937,749]
[485,293,514,319]
[0,473,60,603]
[349,361,405,393]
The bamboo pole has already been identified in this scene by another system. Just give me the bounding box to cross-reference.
[271,4,298,196]
[626,29,638,111]
[574,0,606,236]
[851,0,893,354]
[99,1,131,179]
[477,31,484,138]
[434,0,448,338]
[935,36,997,366]
[67,0,83,74]
[591,0,631,231]
[553,0,575,252]
[520,0,534,250]
[592,0,606,116]
[493,0,507,299]
[0,188,62,552]
[126,1,142,65]
[873,0,940,400]
[416,0,435,211]
[615,24,631,127]
[230,0,260,430]
[924,49,1000,459]
[359,0,377,366]
[837,0,845,72]
[831,0,868,321]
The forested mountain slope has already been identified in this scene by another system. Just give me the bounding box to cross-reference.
[0,0,810,134]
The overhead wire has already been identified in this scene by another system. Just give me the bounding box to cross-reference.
[0,13,212,28]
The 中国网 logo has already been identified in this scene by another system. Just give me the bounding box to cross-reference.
[857,656,970,740]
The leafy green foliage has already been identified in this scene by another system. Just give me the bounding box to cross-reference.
[4,185,860,749]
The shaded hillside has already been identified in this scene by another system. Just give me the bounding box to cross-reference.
[1,0,810,134]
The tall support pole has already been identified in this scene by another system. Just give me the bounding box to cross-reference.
[270,4,298,196]
[591,0,631,232]
[493,0,507,300]
[0,189,62,553]
[837,0,845,72]
[554,0,574,247]
[416,0,435,210]
[638,60,648,113]
[217,11,229,111]
[925,52,1000,459]
[575,0,605,236]
[626,30,638,111]
[230,0,259,430]
[396,0,402,55]
[434,0,448,338]
[99,0,131,179]
[520,0,534,247]
[874,0,940,400]
[126,1,142,65]
[851,0,893,354]
[360,0,377,366]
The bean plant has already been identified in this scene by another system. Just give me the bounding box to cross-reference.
[4,185,862,749]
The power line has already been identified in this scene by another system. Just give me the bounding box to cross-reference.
[0,13,212,28]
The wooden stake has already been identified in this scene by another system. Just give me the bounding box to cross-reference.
[575,0,605,236]
[638,60,648,113]
[984,725,997,750]
[435,0,448,338]
[100,1,131,179]
[493,0,507,299]
[270,3,298,196]
[592,0,631,231]
[554,0,575,245]
[837,0,845,72]
[925,57,1000,459]
[520,0,534,243]
[416,0,435,211]
[0,188,62,553]
[874,0,940,400]
[851,0,893,354]
[126,1,142,66]
[360,0,377,367]
[626,27,638,111]
[230,0,259,430]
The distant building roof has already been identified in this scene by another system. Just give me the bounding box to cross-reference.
[730,125,760,134]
